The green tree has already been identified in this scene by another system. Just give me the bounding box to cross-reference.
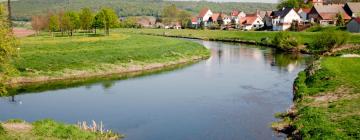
[336,13,345,27]
[162,4,178,25]
[178,10,191,29]
[0,4,17,95]
[92,12,104,35]
[100,8,118,35]
[48,14,60,36]
[277,0,312,9]
[63,11,80,36]
[79,8,94,32]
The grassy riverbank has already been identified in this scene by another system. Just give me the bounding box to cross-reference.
[8,32,209,86]
[0,119,122,139]
[273,56,360,139]
[116,28,360,45]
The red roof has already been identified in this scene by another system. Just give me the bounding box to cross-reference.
[319,13,351,20]
[191,17,197,23]
[198,8,210,18]
[302,8,311,13]
[241,15,259,25]
[211,13,220,21]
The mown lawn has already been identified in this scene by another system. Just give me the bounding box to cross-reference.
[116,28,360,45]
[14,32,209,77]
[291,57,360,139]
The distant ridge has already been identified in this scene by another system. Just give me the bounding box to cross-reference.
[4,0,276,21]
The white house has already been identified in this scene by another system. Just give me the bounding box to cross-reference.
[240,15,264,30]
[230,10,246,25]
[197,8,213,27]
[272,8,302,31]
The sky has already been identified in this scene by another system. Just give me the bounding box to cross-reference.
[169,0,279,3]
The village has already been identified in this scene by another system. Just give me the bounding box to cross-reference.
[134,0,360,33]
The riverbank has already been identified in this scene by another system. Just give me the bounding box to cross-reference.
[0,119,122,139]
[272,52,360,139]
[6,32,210,87]
[115,29,360,50]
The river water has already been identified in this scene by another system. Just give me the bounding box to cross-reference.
[0,40,310,140]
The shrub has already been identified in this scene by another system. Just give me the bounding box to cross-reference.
[310,31,349,54]
[0,123,5,135]
[272,31,299,51]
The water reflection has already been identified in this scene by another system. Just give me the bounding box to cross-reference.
[0,40,311,140]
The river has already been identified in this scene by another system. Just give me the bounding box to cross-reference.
[0,40,311,140]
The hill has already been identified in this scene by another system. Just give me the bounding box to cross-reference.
[4,0,276,21]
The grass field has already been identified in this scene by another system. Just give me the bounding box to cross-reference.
[0,119,121,140]
[13,32,209,78]
[116,28,360,45]
[277,57,360,139]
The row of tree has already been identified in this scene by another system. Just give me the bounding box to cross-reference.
[31,8,119,36]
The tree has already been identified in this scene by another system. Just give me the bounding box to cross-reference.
[277,0,312,9]
[79,8,94,32]
[48,13,60,36]
[100,8,118,35]
[336,13,345,26]
[63,11,80,36]
[0,4,17,95]
[162,4,178,25]
[92,12,104,35]
[31,15,48,35]
[7,0,11,27]
[178,10,191,29]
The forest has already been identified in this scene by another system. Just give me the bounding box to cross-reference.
[4,0,277,21]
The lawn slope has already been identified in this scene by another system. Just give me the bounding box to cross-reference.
[9,32,209,85]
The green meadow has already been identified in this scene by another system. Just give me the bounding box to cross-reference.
[279,57,360,139]
[13,32,209,77]
[116,28,360,45]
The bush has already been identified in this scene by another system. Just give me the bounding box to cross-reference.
[272,31,299,51]
[0,124,5,135]
[310,31,349,54]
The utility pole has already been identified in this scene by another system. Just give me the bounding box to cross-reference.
[7,0,12,27]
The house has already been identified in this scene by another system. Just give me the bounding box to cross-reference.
[308,4,351,26]
[296,8,311,23]
[271,8,302,31]
[135,16,157,28]
[230,10,246,25]
[219,13,232,25]
[263,11,274,28]
[346,17,360,33]
[344,2,360,18]
[240,14,264,30]
[197,7,213,27]
[191,17,198,28]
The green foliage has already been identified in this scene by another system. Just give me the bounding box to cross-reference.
[0,4,18,95]
[48,14,60,32]
[272,31,299,51]
[310,31,349,54]
[79,8,94,31]
[162,4,178,25]
[63,11,80,36]
[119,17,140,28]
[277,0,312,9]
[92,12,104,34]
[0,123,5,135]
[99,8,118,35]
[336,12,345,27]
